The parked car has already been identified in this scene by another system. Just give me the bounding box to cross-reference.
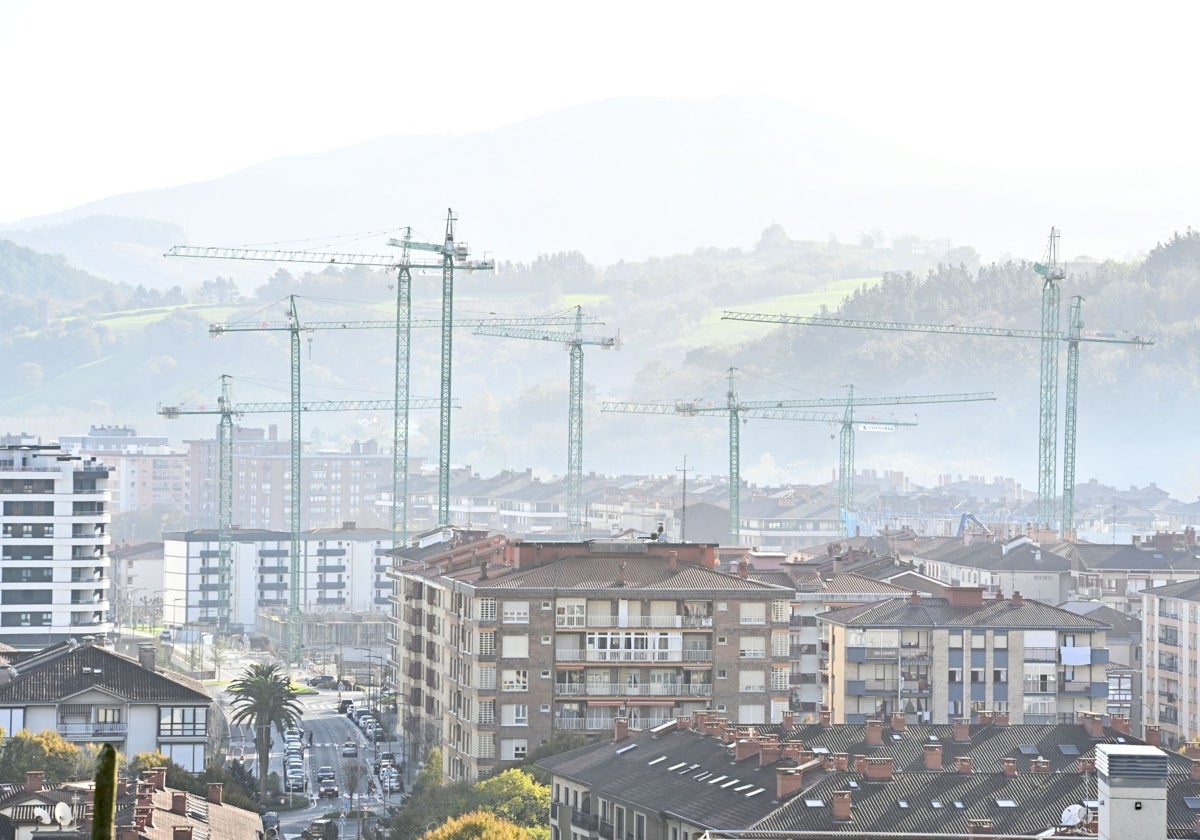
[341,741,358,757]
[374,753,395,774]
[338,699,354,714]
[285,773,306,792]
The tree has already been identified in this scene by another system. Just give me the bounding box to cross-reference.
[227,663,303,798]
[414,746,443,793]
[128,752,194,792]
[471,769,548,829]
[0,730,82,783]
[421,811,533,840]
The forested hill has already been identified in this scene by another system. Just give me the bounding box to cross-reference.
[0,227,1196,500]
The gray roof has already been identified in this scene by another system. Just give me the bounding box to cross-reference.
[1144,577,1200,601]
[918,538,1072,573]
[1056,601,1142,640]
[1070,543,1200,572]
[0,643,209,704]
[821,596,1111,630]
[473,555,792,593]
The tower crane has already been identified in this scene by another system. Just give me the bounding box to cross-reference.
[473,306,618,540]
[722,231,1153,537]
[604,370,991,542]
[158,375,440,651]
[167,208,493,540]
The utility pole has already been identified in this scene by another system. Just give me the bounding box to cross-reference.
[676,455,692,542]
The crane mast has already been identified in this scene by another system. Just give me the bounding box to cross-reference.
[474,306,617,540]
[1035,227,1064,528]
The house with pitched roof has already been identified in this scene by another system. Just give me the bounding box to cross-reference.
[0,639,212,771]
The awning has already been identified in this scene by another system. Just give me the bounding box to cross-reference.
[628,700,676,707]
[555,664,585,671]
[586,700,625,707]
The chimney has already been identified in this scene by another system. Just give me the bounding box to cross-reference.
[669,551,678,572]
[1190,759,1200,783]
[1011,590,1024,607]
[117,827,140,840]
[614,717,629,742]
[1146,725,1162,747]
[944,586,985,607]
[956,756,974,775]
[676,715,693,731]
[833,752,849,772]
[890,712,906,734]
[924,744,943,771]
[1080,712,1105,739]
[976,710,994,726]
[738,559,748,579]
[172,792,188,815]
[909,590,920,605]
[775,767,806,800]
[734,738,762,762]
[24,770,43,793]
[722,723,739,745]
[952,718,971,743]
[758,737,783,766]
[138,643,156,671]
[174,827,194,840]
[832,790,853,822]
[967,818,994,838]
[1031,757,1051,774]
[781,710,795,732]
[865,719,883,746]
[864,756,894,783]
[152,767,167,791]
[819,708,831,729]
[853,754,866,774]
[1110,714,1131,735]
[1079,757,1096,774]
[206,782,223,806]
[994,712,1009,728]
[1002,757,1017,777]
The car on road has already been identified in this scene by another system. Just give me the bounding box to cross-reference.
[285,772,306,792]
[301,817,339,839]
[374,753,395,774]
[316,765,335,783]
[341,740,358,757]
[306,674,337,688]
[338,699,354,714]
[318,779,339,798]
[379,767,403,792]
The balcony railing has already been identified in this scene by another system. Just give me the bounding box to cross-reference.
[555,717,615,731]
[58,722,128,738]
[556,615,713,629]
[554,649,712,663]
[1024,647,1057,662]
[1022,679,1058,694]
[571,812,599,832]
[554,682,712,697]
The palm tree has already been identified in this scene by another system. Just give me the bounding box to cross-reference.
[228,663,303,799]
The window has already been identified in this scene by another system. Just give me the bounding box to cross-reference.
[772,600,790,623]
[994,634,1007,649]
[970,669,985,683]
[478,700,496,724]
[502,635,529,658]
[478,632,496,655]
[971,635,985,649]
[740,603,766,625]
[739,637,766,659]
[159,707,207,737]
[993,668,1008,683]
[501,704,529,726]
[949,635,963,649]
[502,601,530,623]
[948,668,962,683]
[500,738,528,760]
[478,597,497,621]
[502,670,529,691]
[556,601,585,627]
[739,670,766,693]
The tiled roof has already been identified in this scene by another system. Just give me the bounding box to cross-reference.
[820,596,1110,630]
[821,573,910,595]
[1145,578,1200,600]
[918,540,1072,573]
[473,556,792,592]
[0,643,209,704]
[1057,601,1142,640]
[1071,543,1200,572]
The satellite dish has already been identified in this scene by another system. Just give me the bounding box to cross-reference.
[1061,804,1086,826]
[54,801,72,827]
[31,807,50,825]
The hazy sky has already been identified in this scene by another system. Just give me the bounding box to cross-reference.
[3,1,1197,228]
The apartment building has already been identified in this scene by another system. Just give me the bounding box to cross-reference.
[161,523,394,633]
[1141,577,1200,745]
[0,440,112,648]
[388,533,794,782]
[918,535,1073,603]
[821,587,1111,725]
[1065,532,1200,617]
[60,426,189,518]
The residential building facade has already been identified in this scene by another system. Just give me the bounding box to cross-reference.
[918,535,1073,603]
[821,587,1111,725]
[59,425,189,518]
[1141,578,1200,745]
[389,533,793,782]
[1066,533,1200,617]
[0,440,112,648]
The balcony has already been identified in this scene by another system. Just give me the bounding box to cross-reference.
[554,649,712,663]
[1023,679,1058,694]
[599,821,615,840]
[847,679,897,695]
[1159,634,1180,646]
[1024,647,1058,662]
[571,812,599,833]
[1158,658,1181,673]
[554,682,712,697]
[554,717,615,731]
[556,615,713,629]
[58,722,127,739]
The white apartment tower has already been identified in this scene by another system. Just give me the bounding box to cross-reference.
[0,439,113,647]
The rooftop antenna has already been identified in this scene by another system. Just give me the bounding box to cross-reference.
[676,454,692,542]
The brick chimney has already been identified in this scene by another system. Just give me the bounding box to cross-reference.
[952,718,971,743]
[853,754,866,774]
[1031,757,1051,774]
[1002,757,1017,777]
[1146,725,1162,747]
[945,586,985,607]
[1078,757,1096,774]
[967,818,994,838]
[1110,714,1131,735]
[956,756,974,775]
[614,717,629,742]
[722,723,739,745]
[864,756,894,783]
[173,827,194,840]
[1190,759,1200,783]
[909,590,921,605]
[171,792,188,815]
[890,712,906,734]
[1079,712,1105,739]
[206,783,223,806]
[1011,591,1023,607]
[832,790,853,822]
[138,643,157,671]
[865,719,883,746]
[738,559,749,579]
[781,710,795,732]
[150,767,167,791]
[976,710,994,726]
[117,827,140,840]
[819,708,831,728]
[734,738,762,762]
[758,737,783,766]
[23,770,43,793]
[833,752,849,772]
[676,715,693,731]
[994,712,1009,728]
[775,767,806,800]
[924,744,943,771]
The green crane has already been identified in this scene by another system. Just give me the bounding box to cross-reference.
[473,306,618,540]
[158,374,439,645]
[722,233,1152,537]
[604,370,989,542]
